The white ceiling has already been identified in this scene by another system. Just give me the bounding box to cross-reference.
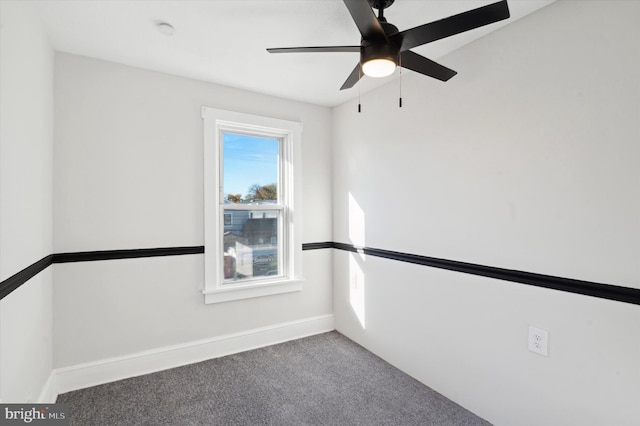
[33,0,555,107]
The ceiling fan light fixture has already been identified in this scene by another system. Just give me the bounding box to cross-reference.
[360,43,398,78]
[362,58,396,77]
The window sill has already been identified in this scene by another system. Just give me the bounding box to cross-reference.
[203,278,304,304]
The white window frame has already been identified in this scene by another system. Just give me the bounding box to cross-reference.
[202,107,303,304]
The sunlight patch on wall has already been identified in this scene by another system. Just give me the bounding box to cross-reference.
[348,192,366,328]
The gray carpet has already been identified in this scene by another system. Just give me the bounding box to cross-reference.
[57,331,491,425]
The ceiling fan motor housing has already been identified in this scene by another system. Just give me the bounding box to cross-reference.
[360,42,399,66]
[361,20,400,66]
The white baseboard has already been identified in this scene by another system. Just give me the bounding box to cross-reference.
[51,314,334,398]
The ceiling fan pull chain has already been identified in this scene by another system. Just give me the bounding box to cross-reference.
[399,54,403,108]
[358,67,362,113]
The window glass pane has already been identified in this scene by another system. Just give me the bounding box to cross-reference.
[223,132,279,205]
[223,209,281,282]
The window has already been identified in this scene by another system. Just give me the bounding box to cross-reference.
[202,107,303,303]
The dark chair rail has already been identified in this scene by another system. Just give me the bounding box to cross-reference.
[2,243,638,305]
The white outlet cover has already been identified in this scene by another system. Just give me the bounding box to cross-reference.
[528,325,549,357]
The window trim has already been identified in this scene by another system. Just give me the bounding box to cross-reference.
[202,107,303,304]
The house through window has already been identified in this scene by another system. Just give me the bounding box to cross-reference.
[202,107,303,304]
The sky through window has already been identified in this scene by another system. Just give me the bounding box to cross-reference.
[223,133,279,198]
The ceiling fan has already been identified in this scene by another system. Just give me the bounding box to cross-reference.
[267,0,510,90]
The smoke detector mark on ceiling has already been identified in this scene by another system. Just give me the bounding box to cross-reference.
[156,22,175,37]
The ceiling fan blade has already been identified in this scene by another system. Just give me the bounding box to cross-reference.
[343,0,387,43]
[393,0,510,52]
[400,51,457,82]
[267,46,360,54]
[340,63,363,90]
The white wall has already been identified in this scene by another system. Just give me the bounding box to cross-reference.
[0,1,55,402]
[53,54,333,367]
[332,1,640,425]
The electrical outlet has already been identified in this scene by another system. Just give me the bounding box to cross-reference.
[528,325,549,356]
